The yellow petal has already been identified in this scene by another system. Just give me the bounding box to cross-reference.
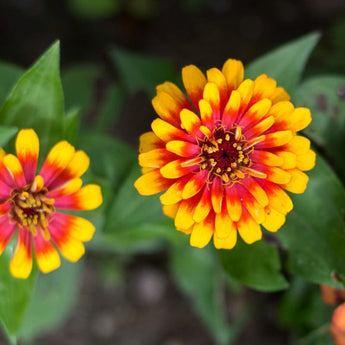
[152,91,181,126]
[156,82,187,105]
[213,228,237,249]
[134,169,172,195]
[270,86,290,103]
[190,217,214,248]
[182,64,207,106]
[139,132,163,153]
[237,211,262,244]
[281,169,309,194]
[175,198,198,230]
[163,203,179,219]
[276,151,296,169]
[285,135,310,155]
[296,149,316,171]
[262,207,286,232]
[221,59,244,90]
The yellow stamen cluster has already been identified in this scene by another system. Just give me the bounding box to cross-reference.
[10,183,55,240]
[199,126,252,184]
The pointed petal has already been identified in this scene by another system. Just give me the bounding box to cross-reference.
[151,118,191,143]
[49,150,90,190]
[255,130,293,149]
[211,177,223,213]
[215,201,235,238]
[237,209,262,244]
[225,186,242,222]
[206,67,228,109]
[166,140,201,157]
[221,59,244,90]
[49,215,85,262]
[152,91,183,127]
[237,79,254,115]
[40,141,75,187]
[160,158,199,179]
[15,129,39,183]
[0,215,16,255]
[180,108,202,136]
[242,177,269,206]
[182,170,207,199]
[222,90,241,128]
[251,150,284,167]
[139,148,177,168]
[156,82,189,106]
[135,169,173,195]
[160,175,190,205]
[182,65,207,110]
[3,154,26,188]
[193,186,212,222]
[244,116,275,139]
[203,82,221,123]
[239,98,272,129]
[54,184,103,210]
[190,212,214,248]
[257,180,293,215]
[175,195,199,231]
[33,231,61,274]
[139,132,164,153]
[199,99,213,129]
[10,229,33,279]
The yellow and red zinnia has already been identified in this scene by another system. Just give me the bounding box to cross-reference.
[0,129,102,279]
[134,59,315,249]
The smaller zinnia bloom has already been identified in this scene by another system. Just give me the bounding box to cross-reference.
[0,129,102,279]
[331,303,345,345]
[134,59,315,249]
[321,285,345,305]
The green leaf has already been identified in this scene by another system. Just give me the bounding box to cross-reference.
[170,245,239,345]
[0,41,65,152]
[278,156,345,287]
[245,32,320,94]
[110,47,177,97]
[294,76,345,181]
[95,84,124,133]
[103,164,185,252]
[63,108,80,144]
[0,126,18,147]
[62,63,101,113]
[0,246,37,339]
[219,238,288,292]
[0,62,24,105]
[19,261,81,342]
[68,0,121,19]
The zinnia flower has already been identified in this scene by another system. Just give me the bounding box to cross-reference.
[134,59,315,249]
[331,303,345,345]
[0,129,102,279]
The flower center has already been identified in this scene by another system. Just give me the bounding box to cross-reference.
[10,183,55,240]
[199,126,252,183]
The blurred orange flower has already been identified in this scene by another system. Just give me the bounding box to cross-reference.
[135,59,315,249]
[321,284,345,305]
[331,303,345,345]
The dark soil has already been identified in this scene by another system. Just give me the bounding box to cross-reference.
[0,0,344,344]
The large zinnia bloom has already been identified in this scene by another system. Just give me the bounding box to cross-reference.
[0,129,102,278]
[134,59,315,249]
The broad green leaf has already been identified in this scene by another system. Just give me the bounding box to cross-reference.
[278,278,333,336]
[246,32,320,94]
[110,47,177,97]
[62,63,101,113]
[19,261,81,341]
[95,84,124,133]
[63,108,80,144]
[170,245,239,345]
[0,41,64,152]
[219,238,288,292]
[78,132,137,188]
[0,246,37,339]
[0,126,18,147]
[294,76,345,181]
[0,62,23,105]
[278,156,345,287]
[69,0,121,19]
[103,164,184,252]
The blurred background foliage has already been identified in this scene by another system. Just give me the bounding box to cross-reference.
[0,1,345,345]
